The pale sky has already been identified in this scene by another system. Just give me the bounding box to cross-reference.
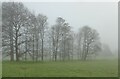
[23,2,118,52]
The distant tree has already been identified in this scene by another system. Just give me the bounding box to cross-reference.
[60,23,73,60]
[0,4,1,59]
[77,29,82,60]
[28,13,37,61]
[51,17,74,61]
[101,44,113,56]
[36,14,48,61]
[78,26,101,60]
[51,17,66,61]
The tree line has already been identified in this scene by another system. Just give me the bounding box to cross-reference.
[2,2,101,61]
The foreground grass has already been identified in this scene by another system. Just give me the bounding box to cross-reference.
[0,61,2,78]
[2,59,118,77]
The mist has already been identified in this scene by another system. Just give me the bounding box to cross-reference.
[2,2,118,77]
[23,2,118,54]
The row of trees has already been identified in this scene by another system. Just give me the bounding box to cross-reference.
[2,2,101,61]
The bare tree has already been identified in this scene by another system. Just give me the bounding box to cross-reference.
[51,17,65,61]
[2,2,33,61]
[60,23,72,60]
[2,2,15,61]
[78,26,101,60]
[51,17,74,61]
[36,14,48,61]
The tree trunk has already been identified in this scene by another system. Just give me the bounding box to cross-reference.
[41,38,44,61]
[33,35,35,61]
[36,38,39,61]
[9,26,14,61]
[84,44,89,60]
[55,38,59,61]
[10,39,14,61]
[25,34,27,61]
[15,31,19,61]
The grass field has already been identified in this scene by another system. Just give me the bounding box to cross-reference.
[2,59,118,77]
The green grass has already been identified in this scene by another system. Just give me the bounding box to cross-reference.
[0,61,1,78]
[2,59,118,77]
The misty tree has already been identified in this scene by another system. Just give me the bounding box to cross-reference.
[77,26,101,60]
[2,2,33,61]
[101,44,113,56]
[60,23,73,60]
[27,13,38,61]
[77,29,82,60]
[22,13,48,61]
[36,14,48,61]
[21,11,36,61]
[45,28,53,60]
[51,17,74,61]
[63,31,74,60]
[51,17,63,61]
[0,4,1,59]
[2,2,15,61]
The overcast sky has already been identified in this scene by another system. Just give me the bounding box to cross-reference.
[23,2,118,52]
